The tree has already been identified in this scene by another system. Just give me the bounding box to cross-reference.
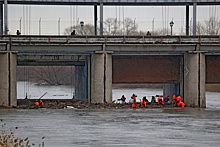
[123,18,138,35]
[202,17,220,35]
[64,24,95,35]
[28,66,74,85]
[104,18,121,35]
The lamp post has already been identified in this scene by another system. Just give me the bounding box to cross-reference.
[80,21,84,35]
[20,17,22,34]
[58,18,61,35]
[39,17,41,35]
[170,20,174,36]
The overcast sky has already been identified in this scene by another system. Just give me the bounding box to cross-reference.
[8,5,220,35]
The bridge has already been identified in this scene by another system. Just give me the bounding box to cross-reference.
[0,35,220,107]
[0,0,220,36]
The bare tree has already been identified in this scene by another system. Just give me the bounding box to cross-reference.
[202,17,220,35]
[28,66,74,85]
[64,24,95,35]
[123,18,138,35]
[103,18,121,35]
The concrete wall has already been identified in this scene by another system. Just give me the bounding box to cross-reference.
[90,52,112,103]
[206,56,220,83]
[0,52,17,106]
[184,53,205,107]
[113,55,180,83]
[75,65,87,100]
[0,53,9,105]
[10,53,17,106]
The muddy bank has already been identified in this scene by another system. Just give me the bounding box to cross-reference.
[0,99,176,109]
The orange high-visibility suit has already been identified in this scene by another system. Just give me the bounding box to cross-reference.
[34,101,39,107]
[157,96,164,105]
[131,94,137,108]
[177,101,185,108]
[39,100,44,107]
[176,96,182,103]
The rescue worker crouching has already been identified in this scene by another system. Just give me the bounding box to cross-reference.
[175,95,185,108]
[34,100,40,109]
[131,94,137,108]
[157,95,164,105]
[118,95,126,104]
[34,99,45,109]
[140,96,148,107]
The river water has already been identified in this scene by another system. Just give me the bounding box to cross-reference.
[0,82,219,146]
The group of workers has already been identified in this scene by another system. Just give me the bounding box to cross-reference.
[118,94,185,108]
[34,99,45,109]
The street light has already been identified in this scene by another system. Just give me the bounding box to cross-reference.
[170,20,174,36]
[19,17,22,34]
[39,17,41,35]
[58,18,61,35]
[80,21,84,35]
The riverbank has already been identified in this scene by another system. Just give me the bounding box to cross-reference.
[0,99,176,109]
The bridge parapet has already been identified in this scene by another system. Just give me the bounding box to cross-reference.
[1,35,220,45]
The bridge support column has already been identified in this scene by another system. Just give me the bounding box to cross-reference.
[75,65,87,100]
[0,52,17,106]
[184,52,205,107]
[90,52,112,103]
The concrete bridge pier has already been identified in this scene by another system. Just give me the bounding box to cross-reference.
[90,51,112,103]
[74,65,87,100]
[184,52,206,107]
[0,51,17,106]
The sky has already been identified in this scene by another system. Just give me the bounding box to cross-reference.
[8,4,220,35]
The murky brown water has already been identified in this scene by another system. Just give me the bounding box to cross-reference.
[0,107,220,147]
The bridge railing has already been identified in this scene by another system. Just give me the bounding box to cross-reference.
[0,35,220,45]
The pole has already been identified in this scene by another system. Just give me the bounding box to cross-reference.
[4,0,8,35]
[152,18,154,35]
[39,17,41,35]
[193,2,197,36]
[171,26,173,36]
[186,5,189,36]
[94,5,97,36]
[58,17,60,35]
[100,0,103,36]
[20,17,22,34]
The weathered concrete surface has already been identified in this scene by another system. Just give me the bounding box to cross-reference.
[113,55,180,83]
[90,52,112,103]
[10,52,17,106]
[105,53,112,103]
[0,52,17,106]
[0,53,9,105]
[184,53,205,107]
[206,55,220,84]
[75,65,87,100]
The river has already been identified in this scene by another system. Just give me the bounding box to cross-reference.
[0,82,219,146]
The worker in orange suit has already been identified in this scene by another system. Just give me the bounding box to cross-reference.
[157,96,164,105]
[39,99,45,108]
[131,94,137,108]
[177,101,185,108]
[34,100,40,109]
[140,96,148,107]
[172,94,176,104]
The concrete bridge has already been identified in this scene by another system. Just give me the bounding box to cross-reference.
[0,35,220,107]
